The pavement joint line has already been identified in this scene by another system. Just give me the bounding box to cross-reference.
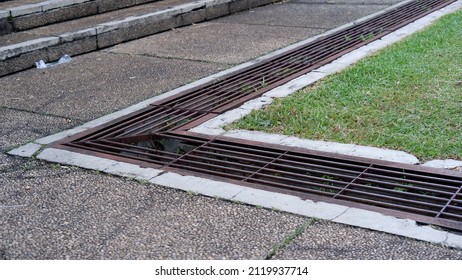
[107,50,235,67]
[1,105,80,122]
[444,233,449,244]
[214,21,330,31]
[230,189,245,200]
[265,220,313,260]
[8,1,462,249]
[328,206,350,222]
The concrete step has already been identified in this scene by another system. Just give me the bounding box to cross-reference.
[0,0,280,77]
[0,0,197,47]
[0,0,164,34]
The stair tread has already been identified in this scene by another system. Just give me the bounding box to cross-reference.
[0,0,193,48]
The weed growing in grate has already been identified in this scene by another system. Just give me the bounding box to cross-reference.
[241,83,255,93]
[278,68,295,75]
[260,77,268,89]
[312,186,338,194]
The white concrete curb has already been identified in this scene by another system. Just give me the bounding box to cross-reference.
[0,37,60,60]
[423,159,462,170]
[222,130,420,164]
[37,148,164,180]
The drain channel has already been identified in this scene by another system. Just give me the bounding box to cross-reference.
[53,0,462,232]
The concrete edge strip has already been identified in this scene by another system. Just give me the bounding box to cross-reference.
[4,0,177,18]
[0,0,243,19]
[0,37,60,60]
[95,1,206,33]
[0,10,10,19]
[7,0,92,18]
[7,1,462,248]
[36,148,164,180]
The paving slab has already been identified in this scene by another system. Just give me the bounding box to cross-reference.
[0,107,74,151]
[0,155,307,259]
[273,220,462,259]
[109,22,326,64]
[216,1,389,29]
[1,51,226,121]
[99,193,307,259]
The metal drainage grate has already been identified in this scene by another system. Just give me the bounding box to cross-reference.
[52,0,462,232]
[61,133,462,230]
[168,135,462,230]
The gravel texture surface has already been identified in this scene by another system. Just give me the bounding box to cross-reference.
[1,154,308,259]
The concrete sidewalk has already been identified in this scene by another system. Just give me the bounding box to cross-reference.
[2,0,462,259]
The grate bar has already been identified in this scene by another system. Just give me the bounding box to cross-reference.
[244,151,289,182]
[435,185,462,218]
[334,164,374,199]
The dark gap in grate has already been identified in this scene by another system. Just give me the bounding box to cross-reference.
[53,0,462,232]
[64,106,215,142]
[67,133,207,166]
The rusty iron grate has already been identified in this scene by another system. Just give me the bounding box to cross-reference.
[62,132,462,230]
[169,135,462,230]
[52,0,462,232]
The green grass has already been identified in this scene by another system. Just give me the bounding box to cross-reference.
[229,10,462,161]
